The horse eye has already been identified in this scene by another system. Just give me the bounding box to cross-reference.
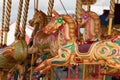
[39,16,41,18]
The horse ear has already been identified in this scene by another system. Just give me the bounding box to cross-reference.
[35,8,39,13]
[52,9,59,16]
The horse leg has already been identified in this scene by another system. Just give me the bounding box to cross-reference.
[34,58,52,72]
[40,65,51,74]
[7,65,17,80]
[34,53,71,73]
[17,64,25,80]
[0,70,3,80]
[2,71,8,80]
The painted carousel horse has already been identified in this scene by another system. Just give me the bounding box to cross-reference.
[34,10,120,75]
[28,9,59,79]
[0,40,27,80]
[78,9,101,41]
[28,9,47,47]
[28,9,58,57]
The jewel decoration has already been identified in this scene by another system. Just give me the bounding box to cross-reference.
[55,17,64,25]
[61,53,65,58]
[114,40,120,46]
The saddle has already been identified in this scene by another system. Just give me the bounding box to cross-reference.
[78,40,95,54]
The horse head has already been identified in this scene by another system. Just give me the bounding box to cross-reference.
[42,10,65,34]
[28,9,48,47]
[29,9,47,30]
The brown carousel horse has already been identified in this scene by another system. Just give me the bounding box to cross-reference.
[34,10,120,75]
[28,9,59,57]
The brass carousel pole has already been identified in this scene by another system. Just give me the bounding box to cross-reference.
[35,0,39,9]
[108,0,115,35]
[20,0,30,40]
[47,0,54,80]
[0,0,6,47]
[14,0,24,40]
[3,0,12,46]
[20,1,30,80]
[75,0,85,79]
[47,0,54,17]
[87,4,91,11]
[75,0,82,41]
[30,0,39,80]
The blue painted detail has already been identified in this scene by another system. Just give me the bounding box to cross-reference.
[114,40,120,46]
[51,60,66,64]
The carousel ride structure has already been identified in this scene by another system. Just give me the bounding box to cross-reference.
[34,10,120,74]
[0,0,120,80]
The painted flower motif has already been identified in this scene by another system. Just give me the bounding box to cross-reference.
[55,17,64,24]
[82,13,90,23]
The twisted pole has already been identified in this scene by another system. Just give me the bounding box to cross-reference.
[47,0,54,17]
[14,0,24,40]
[108,0,115,35]
[4,0,12,45]
[20,0,30,40]
[75,0,82,41]
[87,4,91,11]
[75,0,82,22]
[0,0,6,47]
[30,0,39,80]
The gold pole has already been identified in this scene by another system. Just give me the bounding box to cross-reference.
[30,1,39,80]
[35,0,39,9]
[14,0,24,40]
[20,0,30,39]
[87,4,91,11]
[50,67,54,80]
[83,64,86,79]
[0,0,6,46]
[4,0,12,45]
[75,0,82,22]
[30,53,34,80]
[103,66,107,80]
[108,0,115,35]
[103,69,107,80]
[75,0,82,41]
[47,0,54,17]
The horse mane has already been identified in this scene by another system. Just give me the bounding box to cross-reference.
[62,15,77,40]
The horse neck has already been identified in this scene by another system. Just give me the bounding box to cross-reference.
[58,15,76,45]
[31,16,47,38]
[40,17,47,29]
[31,24,40,38]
